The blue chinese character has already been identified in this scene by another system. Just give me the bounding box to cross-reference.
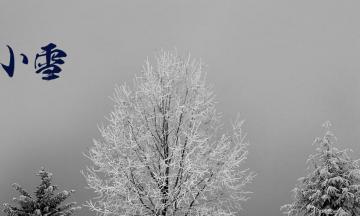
[1,45,15,77]
[34,43,67,80]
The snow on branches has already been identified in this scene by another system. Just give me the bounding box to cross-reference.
[83,50,255,216]
[3,168,80,216]
[281,122,360,216]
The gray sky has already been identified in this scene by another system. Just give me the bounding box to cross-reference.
[0,1,359,215]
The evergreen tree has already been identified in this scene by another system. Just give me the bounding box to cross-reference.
[281,122,360,216]
[83,50,255,216]
[3,168,81,216]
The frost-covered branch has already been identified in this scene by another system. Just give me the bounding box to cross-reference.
[83,50,255,216]
[281,122,360,216]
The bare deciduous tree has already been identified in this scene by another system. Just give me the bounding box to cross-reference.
[83,50,255,216]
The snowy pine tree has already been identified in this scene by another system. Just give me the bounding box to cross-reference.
[3,168,80,216]
[281,122,360,216]
[83,50,255,216]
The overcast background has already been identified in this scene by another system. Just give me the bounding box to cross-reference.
[0,1,360,215]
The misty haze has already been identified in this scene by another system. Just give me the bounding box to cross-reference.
[0,1,359,216]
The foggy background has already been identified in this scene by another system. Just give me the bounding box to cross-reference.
[0,1,359,215]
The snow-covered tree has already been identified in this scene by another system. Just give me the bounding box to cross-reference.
[3,168,80,216]
[83,50,255,216]
[281,122,360,216]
